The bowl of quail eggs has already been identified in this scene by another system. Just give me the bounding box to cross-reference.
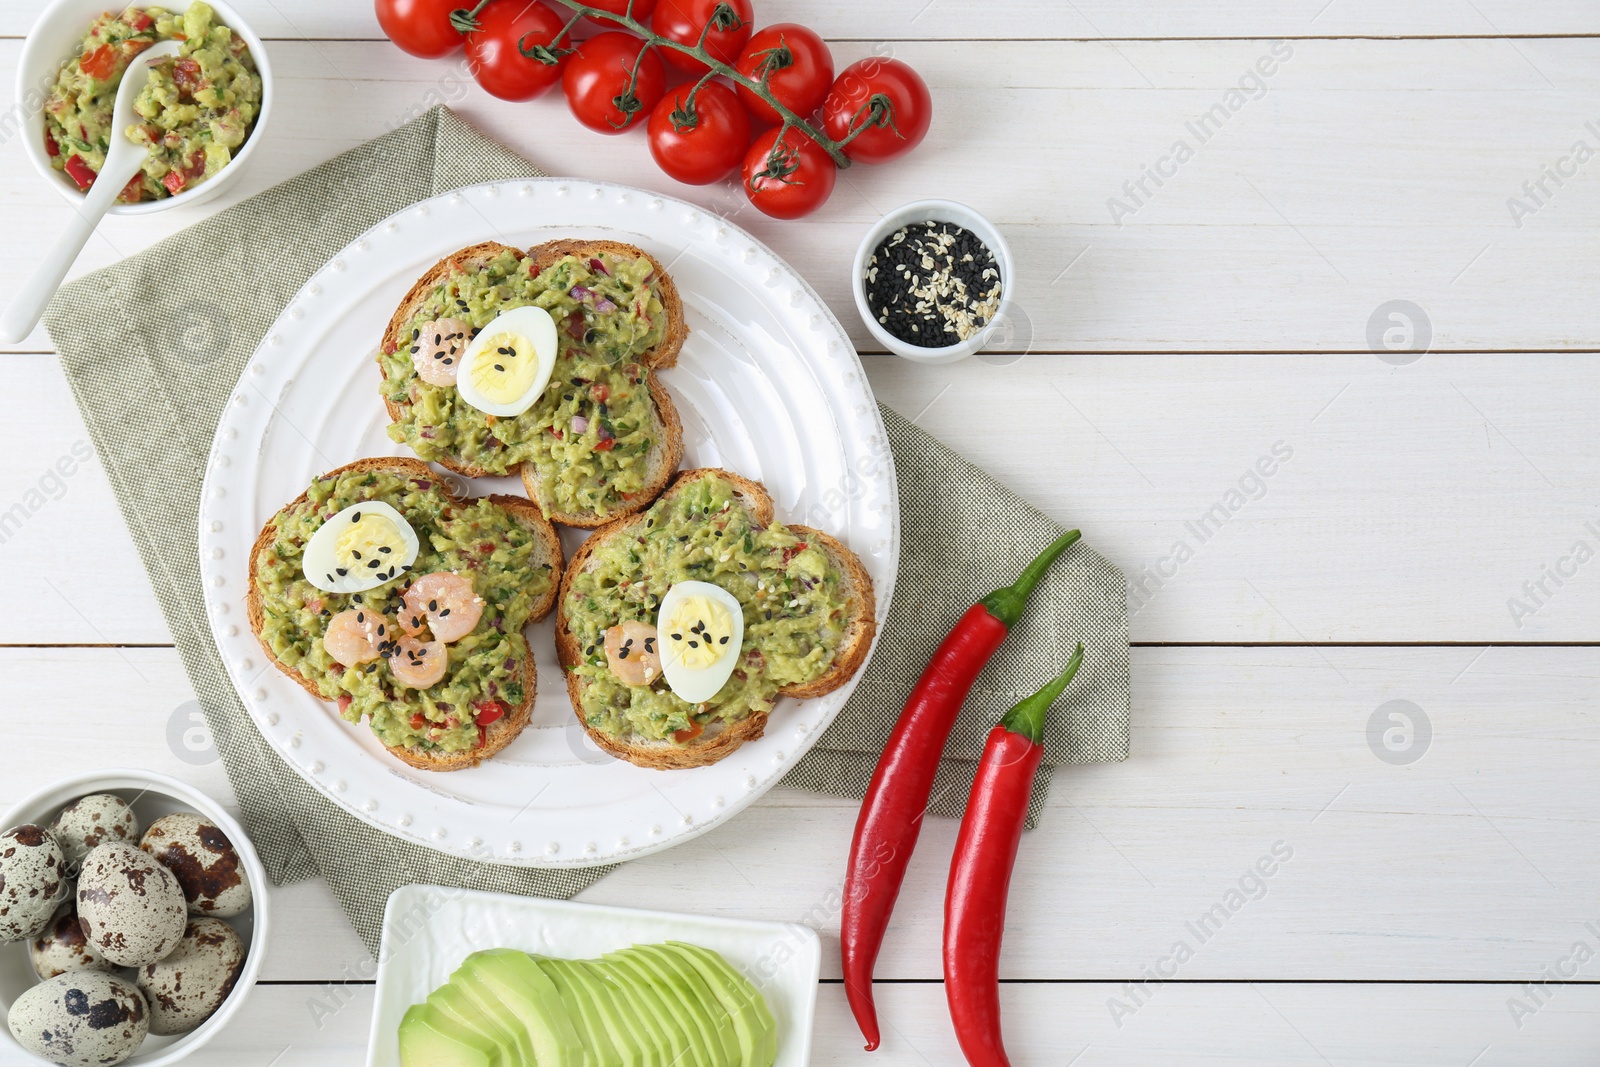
[0,770,267,1066]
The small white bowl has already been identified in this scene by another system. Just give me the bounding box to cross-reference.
[17,0,274,215]
[0,770,269,1067]
[851,198,1015,365]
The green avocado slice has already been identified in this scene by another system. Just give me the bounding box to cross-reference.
[460,949,584,1067]
[399,1000,499,1067]
[534,956,615,1067]
[601,952,709,1067]
[585,959,669,1067]
[663,942,777,1067]
[445,960,537,1067]
[624,945,740,1066]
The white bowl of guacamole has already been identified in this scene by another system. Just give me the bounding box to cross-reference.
[16,0,273,215]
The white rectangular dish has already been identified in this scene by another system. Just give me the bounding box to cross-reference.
[365,886,821,1066]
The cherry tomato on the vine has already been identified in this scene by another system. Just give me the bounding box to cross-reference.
[734,24,833,125]
[464,0,571,101]
[583,0,658,28]
[375,0,463,59]
[650,0,753,75]
[741,125,836,219]
[562,31,666,134]
[821,57,932,165]
[647,81,752,185]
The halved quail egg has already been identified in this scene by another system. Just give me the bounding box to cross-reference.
[302,501,419,594]
[656,581,745,704]
[454,305,558,418]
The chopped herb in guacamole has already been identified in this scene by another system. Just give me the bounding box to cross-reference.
[380,249,667,519]
[567,477,849,745]
[254,468,552,754]
[44,4,261,202]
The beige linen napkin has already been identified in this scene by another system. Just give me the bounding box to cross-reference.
[45,107,1128,955]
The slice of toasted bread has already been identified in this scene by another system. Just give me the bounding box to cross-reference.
[554,468,878,770]
[247,457,562,772]
[379,239,687,527]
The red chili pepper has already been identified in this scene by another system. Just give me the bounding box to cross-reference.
[840,528,1081,1051]
[944,644,1083,1067]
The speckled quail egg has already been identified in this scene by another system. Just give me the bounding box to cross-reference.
[49,794,140,873]
[0,823,72,943]
[7,969,149,1067]
[30,901,118,979]
[137,917,246,1035]
[76,841,187,967]
[140,812,253,917]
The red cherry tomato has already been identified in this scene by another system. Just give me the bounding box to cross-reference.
[464,0,571,101]
[375,0,464,59]
[650,0,753,75]
[562,31,666,134]
[741,125,837,220]
[733,24,833,125]
[648,81,752,185]
[583,0,657,27]
[821,57,932,165]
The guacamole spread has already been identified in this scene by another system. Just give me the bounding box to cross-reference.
[566,477,850,745]
[43,5,261,203]
[380,249,668,518]
[254,467,553,754]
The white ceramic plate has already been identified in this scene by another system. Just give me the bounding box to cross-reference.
[365,888,820,1067]
[198,178,897,868]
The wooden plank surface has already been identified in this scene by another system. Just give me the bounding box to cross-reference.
[4,1,1599,41]
[7,644,1597,987]
[5,350,1597,645]
[2,38,1598,354]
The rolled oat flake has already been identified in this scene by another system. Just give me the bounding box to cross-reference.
[863,221,1002,348]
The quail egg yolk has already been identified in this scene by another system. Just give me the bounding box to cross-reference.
[466,330,540,407]
[663,595,735,670]
[334,512,409,575]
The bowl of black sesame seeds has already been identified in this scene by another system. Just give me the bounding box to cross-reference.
[853,199,1013,364]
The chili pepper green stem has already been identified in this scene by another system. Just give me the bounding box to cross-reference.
[544,0,855,168]
[979,529,1082,629]
[999,644,1084,746]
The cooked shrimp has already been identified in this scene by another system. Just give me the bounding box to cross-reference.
[323,609,383,667]
[400,572,484,643]
[604,620,662,686]
[410,317,471,387]
[389,635,447,689]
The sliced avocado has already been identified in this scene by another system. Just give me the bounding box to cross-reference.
[399,1001,498,1067]
[617,947,736,1062]
[427,981,516,1067]
[664,942,777,1067]
[583,959,668,1067]
[534,956,615,1067]
[623,945,739,1066]
[447,957,538,1067]
[461,949,585,1067]
[603,950,713,1067]
[550,959,649,1067]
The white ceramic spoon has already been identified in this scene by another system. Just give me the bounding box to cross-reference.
[0,39,182,344]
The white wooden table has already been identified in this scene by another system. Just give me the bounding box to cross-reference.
[4,1,1599,1062]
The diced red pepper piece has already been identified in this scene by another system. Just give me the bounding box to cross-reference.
[472,700,507,726]
[477,724,488,748]
[43,129,59,158]
[590,383,610,403]
[337,694,353,714]
[63,155,97,191]
[162,169,186,195]
[119,174,144,202]
[410,712,428,731]
[593,437,616,452]
[130,10,153,31]
[79,44,117,81]
[673,721,704,744]
[172,57,204,95]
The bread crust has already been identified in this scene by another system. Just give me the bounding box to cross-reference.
[553,468,877,770]
[246,457,562,772]
[378,238,687,520]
